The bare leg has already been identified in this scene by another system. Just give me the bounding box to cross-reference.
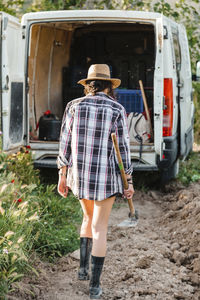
[92,196,115,257]
[79,199,94,238]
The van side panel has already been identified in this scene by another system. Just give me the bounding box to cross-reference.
[178,24,194,159]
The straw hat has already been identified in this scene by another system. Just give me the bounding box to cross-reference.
[78,64,121,89]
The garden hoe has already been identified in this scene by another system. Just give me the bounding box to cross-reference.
[111,133,138,227]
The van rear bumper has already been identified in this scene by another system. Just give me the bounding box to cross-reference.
[132,164,158,171]
[34,158,57,168]
[157,134,178,170]
[33,135,178,171]
[34,157,159,172]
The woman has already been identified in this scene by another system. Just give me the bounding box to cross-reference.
[57,64,134,299]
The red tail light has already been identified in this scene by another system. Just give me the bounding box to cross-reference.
[163,78,173,136]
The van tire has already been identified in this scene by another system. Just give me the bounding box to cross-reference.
[160,159,179,185]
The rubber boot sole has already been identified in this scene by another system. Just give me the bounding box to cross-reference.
[78,273,90,280]
[89,287,102,299]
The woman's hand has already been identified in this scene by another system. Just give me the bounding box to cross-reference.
[124,184,135,200]
[58,175,68,198]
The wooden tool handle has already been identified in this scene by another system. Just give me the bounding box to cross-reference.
[111,133,128,189]
[127,198,135,217]
[111,133,135,217]
[139,80,153,138]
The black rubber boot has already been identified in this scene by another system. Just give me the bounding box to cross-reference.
[78,237,92,280]
[89,255,105,299]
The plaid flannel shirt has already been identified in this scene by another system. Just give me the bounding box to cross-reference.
[57,92,132,201]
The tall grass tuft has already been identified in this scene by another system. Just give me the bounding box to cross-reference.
[0,148,82,297]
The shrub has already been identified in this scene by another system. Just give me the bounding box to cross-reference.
[178,151,200,185]
[0,149,82,297]
[193,82,200,144]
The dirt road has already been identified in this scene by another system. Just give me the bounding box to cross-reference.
[9,182,200,300]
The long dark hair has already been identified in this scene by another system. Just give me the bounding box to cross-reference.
[84,80,115,98]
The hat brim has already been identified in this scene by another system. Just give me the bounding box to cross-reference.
[78,77,121,89]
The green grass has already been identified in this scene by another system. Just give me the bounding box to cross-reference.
[193,82,200,145]
[0,148,82,297]
[178,151,200,185]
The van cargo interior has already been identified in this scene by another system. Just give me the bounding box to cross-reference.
[28,22,155,143]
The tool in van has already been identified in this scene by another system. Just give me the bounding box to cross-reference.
[139,80,153,139]
[111,133,138,227]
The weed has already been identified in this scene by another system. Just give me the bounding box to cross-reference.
[193,82,200,144]
[178,151,200,185]
[0,149,82,297]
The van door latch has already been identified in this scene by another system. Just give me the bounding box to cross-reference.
[163,26,168,39]
[3,75,9,91]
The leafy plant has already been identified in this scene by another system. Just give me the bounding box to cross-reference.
[178,152,200,185]
[0,149,82,297]
[5,148,40,185]
[192,82,200,144]
[30,185,82,261]
[0,0,24,16]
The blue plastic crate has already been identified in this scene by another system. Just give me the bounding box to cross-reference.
[115,89,143,113]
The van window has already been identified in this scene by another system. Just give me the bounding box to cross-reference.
[9,82,23,143]
[172,32,181,72]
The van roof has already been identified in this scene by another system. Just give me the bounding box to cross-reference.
[21,9,163,25]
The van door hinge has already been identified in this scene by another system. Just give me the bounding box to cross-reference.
[2,110,8,116]
[1,34,6,40]
[26,84,30,93]
[22,25,26,39]
[163,26,168,39]
[177,82,184,88]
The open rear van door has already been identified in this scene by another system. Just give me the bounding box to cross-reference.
[0,12,25,151]
[178,24,194,159]
[154,16,164,159]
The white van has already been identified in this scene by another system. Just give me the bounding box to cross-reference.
[0,10,194,182]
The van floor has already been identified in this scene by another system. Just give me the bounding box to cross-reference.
[8,182,200,299]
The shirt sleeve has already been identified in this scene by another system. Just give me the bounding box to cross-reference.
[115,107,133,175]
[57,104,74,169]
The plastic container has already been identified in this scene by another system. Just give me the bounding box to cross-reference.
[115,89,143,113]
[39,114,61,141]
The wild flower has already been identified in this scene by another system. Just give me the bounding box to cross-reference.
[3,248,9,254]
[0,204,5,215]
[0,183,8,193]
[17,237,24,244]
[12,210,21,217]
[4,231,15,239]
[18,201,28,209]
[27,212,39,221]
[21,184,28,189]
[11,254,18,263]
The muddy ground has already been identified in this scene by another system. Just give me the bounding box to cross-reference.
[8,181,200,300]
